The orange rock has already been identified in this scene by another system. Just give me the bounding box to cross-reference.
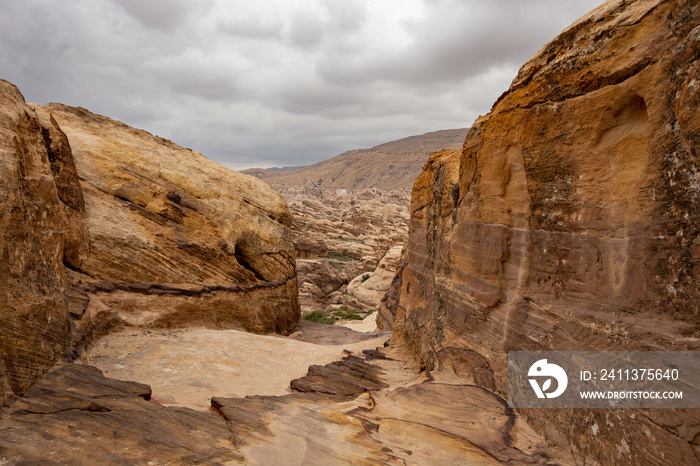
[394,0,700,463]
[0,80,88,402]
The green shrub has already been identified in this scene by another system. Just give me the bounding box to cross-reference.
[322,251,359,262]
[303,310,335,324]
[302,306,372,325]
[361,273,370,283]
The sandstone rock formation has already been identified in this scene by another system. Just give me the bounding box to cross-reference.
[209,343,573,465]
[392,0,700,463]
[244,128,468,195]
[0,81,88,405]
[347,245,404,311]
[1,80,300,409]
[290,190,410,312]
[0,364,241,464]
[40,103,299,344]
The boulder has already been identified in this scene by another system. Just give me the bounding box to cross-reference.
[347,245,403,310]
[39,104,299,342]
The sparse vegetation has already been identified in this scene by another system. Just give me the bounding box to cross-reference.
[329,260,345,270]
[361,273,371,283]
[338,235,365,244]
[302,309,336,324]
[302,306,372,325]
[321,250,359,262]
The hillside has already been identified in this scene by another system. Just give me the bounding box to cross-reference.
[243,128,468,195]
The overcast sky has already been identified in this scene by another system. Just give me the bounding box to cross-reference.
[1,0,603,170]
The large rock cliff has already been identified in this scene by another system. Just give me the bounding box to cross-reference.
[1,82,300,405]
[0,80,89,402]
[39,103,299,345]
[393,0,700,463]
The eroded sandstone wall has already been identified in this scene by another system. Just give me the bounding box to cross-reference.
[393,0,700,463]
[40,104,300,344]
[0,81,89,403]
[1,80,300,402]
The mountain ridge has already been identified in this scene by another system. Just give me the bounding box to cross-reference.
[243,128,468,194]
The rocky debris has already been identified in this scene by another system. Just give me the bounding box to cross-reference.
[288,190,409,313]
[0,80,88,404]
[39,103,299,344]
[347,245,403,311]
[244,128,468,193]
[0,364,241,464]
[393,0,700,463]
[290,354,388,397]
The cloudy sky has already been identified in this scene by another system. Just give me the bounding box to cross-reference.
[1,0,602,170]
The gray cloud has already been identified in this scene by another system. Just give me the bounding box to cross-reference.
[109,0,212,32]
[1,0,603,168]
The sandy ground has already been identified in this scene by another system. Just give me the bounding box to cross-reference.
[85,326,389,410]
[338,311,379,332]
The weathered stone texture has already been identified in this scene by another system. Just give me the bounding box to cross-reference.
[0,81,88,403]
[394,1,700,463]
[41,103,300,342]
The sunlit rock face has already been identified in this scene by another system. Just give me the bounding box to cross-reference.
[393,0,700,463]
[40,103,299,344]
[0,80,89,402]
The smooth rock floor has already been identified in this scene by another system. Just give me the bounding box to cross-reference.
[85,326,389,409]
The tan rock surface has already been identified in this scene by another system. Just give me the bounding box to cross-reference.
[393,0,700,463]
[212,342,573,465]
[85,327,389,409]
[40,104,299,341]
[0,81,88,403]
[0,364,241,464]
[347,245,403,310]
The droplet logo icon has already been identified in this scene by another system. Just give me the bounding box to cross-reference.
[528,359,568,399]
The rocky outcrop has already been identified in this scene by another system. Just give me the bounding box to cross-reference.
[347,245,403,311]
[1,80,300,406]
[209,342,572,465]
[0,81,88,404]
[0,364,240,464]
[290,190,409,312]
[393,0,700,463]
[40,104,299,343]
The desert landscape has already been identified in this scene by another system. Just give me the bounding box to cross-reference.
[1,0,700,464]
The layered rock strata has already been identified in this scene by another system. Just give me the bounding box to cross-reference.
[393,0,700,463]
[1,80,300,406]
[0,81,88,404]
[347,245,404,311]
[40,104,299,344]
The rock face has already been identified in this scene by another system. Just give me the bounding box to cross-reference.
[0,81,88,404]
[1,80,300,406]
[41,104,299,343]
[347,245,404,311]
[393,0,700,463]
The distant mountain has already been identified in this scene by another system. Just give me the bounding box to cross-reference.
[243,128,468,194]
[267,166,306,172]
